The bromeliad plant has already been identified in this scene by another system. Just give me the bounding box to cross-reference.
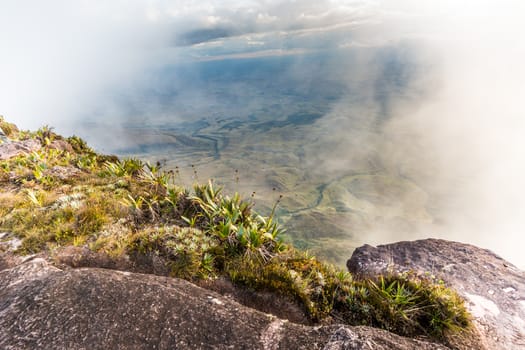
[189,181,286,262]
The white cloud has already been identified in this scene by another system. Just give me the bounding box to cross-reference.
[364,0,525,267]
[0,0,375,131]
[0,1,174,130]
[256,13,278,24]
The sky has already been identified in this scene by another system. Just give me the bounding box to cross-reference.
[1,0,525,267]
[0,0,379,130]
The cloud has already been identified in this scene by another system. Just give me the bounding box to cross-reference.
[196,48,310,61]
[177,27,237,46]
[0,1,173,130]
[0,0,374,132]
[349,0,525,267]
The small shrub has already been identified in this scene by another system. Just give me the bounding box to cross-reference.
[340,274,471,338]
[67,135,92,153]
[35,125,56,146]
[129,226,220,279]
[75,205,107,235]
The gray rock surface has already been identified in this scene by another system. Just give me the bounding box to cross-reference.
[0,139,41,160]
[0,251,20,271]
[0,257,448,350]
[48,139,74,153]
[348,239,525,350]
[46,165,82,180]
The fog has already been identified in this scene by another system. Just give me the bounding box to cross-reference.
[1,1,524,267]
[379,1,525,268]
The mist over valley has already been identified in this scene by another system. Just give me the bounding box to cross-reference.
[2,0,524,267]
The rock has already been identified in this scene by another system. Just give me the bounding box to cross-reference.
[46,165,82,180]
[48,139,74,153]
[0,232,22,251]
[347,239,525,350]
[0,139,41,160]
[200,276,312,325]
[0,258,448,350]
[0,251,21,272]
[320,326,449,350]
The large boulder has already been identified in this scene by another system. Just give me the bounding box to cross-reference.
[347,239,525,350]
[0,258,449,350]
[0,139,41,160]
[48,139,74,153]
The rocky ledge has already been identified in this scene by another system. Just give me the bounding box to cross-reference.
[0,257,449,350]
[2,238,523,349]
[348,239,525,350]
